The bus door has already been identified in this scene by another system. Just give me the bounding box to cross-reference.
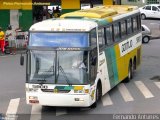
[90,47,98,85]
[98,28,111,94]
[98,50,111,94]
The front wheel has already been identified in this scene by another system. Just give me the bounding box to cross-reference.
[90,84,102,108]
[142,36,150,43]
[141,14,146,20]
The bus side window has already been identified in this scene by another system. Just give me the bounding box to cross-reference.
[90,28,97,46]
[98,28,105,48]
[127,18,132,35]
[121,20,127,38]
[113,22,121,42]
[137,15,141,30]
[90,48,98,85]
[133,17,138,32]
[105,26,113,45]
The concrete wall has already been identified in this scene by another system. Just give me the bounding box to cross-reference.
[0,0,114,30]
[0,0,32,31]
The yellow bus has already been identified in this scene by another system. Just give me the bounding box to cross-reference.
[21,5,142,108]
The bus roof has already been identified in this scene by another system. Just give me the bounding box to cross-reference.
[61,5,139,26]
[29,19,97,32]
[61,5,139,19]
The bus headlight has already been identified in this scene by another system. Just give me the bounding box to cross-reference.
[29,96,39,104]
[29,96,38,100]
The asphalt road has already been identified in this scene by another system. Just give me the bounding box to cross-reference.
[0,28,160,120]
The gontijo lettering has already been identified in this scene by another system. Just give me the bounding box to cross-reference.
[119,33,142,57]
[121,40,133,53]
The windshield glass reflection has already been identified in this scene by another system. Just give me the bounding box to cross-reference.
[29,51,89,85]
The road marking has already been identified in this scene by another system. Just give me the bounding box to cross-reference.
[154,82,160,89]
[0,55,17,57]
[101,93,113,106]
[135,81,154,98]
[30,105,42,120]
[56,108,67,116]
[0,55,7,57]
[118,83,134,102]
[6,98,20,115]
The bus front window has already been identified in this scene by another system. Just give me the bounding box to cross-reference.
[56,51,89,85]
[28,50,89,85]
[29,51,56,84]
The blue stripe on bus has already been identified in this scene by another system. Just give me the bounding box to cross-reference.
[110,47,119,85]
[105,47,119,88]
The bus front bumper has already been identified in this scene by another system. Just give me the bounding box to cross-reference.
[26,92,92,107]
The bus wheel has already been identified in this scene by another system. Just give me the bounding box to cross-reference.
[128,62,133,80]
[133,57,136,71]
[90,83,102,108]
[124,62,133,83]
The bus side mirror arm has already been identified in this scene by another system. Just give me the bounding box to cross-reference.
[20,54,24,66]
[20,50,27,66]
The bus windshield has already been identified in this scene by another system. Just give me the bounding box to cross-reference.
[29,50,89,85]
[29,33,89,47]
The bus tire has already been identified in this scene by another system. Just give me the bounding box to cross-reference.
[133,57,137,70]
[90,82,102,108]
[124,61,133,83]
[128,61,133,80]
[90,101,97,108]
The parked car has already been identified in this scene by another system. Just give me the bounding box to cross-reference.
[139,4,160,19]
[142,24,151,43]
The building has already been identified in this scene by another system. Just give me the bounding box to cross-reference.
[0,0,61,31]
[1,0,145,31]
[121,0,160,7]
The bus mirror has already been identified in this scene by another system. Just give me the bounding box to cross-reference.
[20,54,24,66]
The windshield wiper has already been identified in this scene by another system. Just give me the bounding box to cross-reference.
[57,65,72,86]
[36,65,54,84]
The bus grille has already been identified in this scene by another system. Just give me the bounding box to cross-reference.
[41,89,71,93]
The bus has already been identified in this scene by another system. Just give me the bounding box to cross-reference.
[21,5,142,108]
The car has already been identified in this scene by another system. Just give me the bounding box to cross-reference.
[142,24,151,43]
[139,4,160,19]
